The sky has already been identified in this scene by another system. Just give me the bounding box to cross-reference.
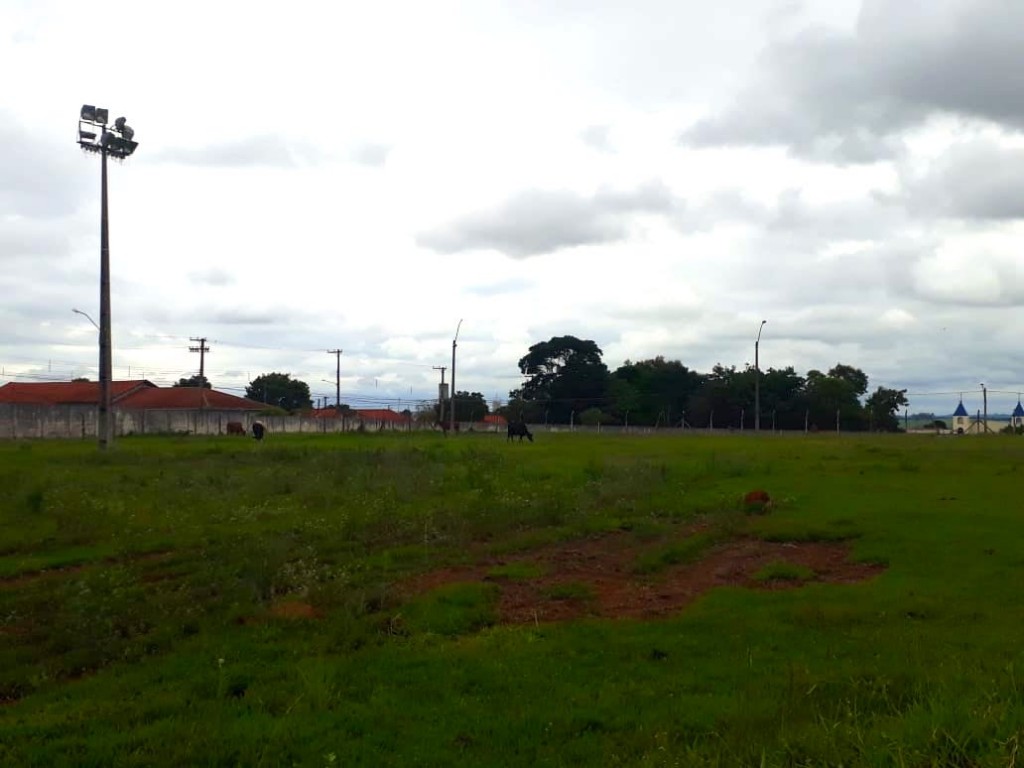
[2,0,1023,415]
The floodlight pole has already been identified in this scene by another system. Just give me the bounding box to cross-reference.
[97,143,113,448]
[754,319,767,432]
[450,319,462,434]
[79,105,137,450]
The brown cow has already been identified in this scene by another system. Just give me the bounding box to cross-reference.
[226,421,246,436]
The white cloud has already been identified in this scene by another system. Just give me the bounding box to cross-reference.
[0,0,1022,416]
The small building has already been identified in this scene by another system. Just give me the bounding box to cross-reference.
[0,380,266,438]
[0,379,156,405]
[952,400,970,434]
[1013,401,1024,430]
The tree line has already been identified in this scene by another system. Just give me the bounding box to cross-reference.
[502,335,909,432]
[167,334,909,431]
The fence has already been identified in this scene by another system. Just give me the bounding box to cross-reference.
[0,405,451,439]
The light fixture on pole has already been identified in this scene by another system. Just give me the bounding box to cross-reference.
[755,319,767,432]
[450,319,463,434]
[78,104,138,449]
[72,308,100,331]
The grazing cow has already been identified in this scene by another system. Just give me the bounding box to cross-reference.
[226,421,246,436]
[507,421,533,443]
[251,421,266,441]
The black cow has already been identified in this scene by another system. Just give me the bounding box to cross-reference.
[507,421,533,442]
[251,421,266,441]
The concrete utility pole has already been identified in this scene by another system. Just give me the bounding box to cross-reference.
[189,337,210,382]
[981,382,988,434]
[433,366,447,424]
[450,319,462,434]
[328,349,342,409]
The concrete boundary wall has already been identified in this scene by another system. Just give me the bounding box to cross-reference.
[0,405,472,439]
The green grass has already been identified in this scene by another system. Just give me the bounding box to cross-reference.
[486,562,547,581]
[753,560,815,583]
[3,431,1024,765]
[632,530,725,574]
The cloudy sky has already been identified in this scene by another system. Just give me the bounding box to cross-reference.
[3,0,1023,414]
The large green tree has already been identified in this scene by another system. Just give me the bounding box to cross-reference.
[865,386,909,432]
[513,336,610,424]
[802,365,868,430]
[438,391,489,423]
[610,357,701,426]
[758,366,807,430]
[245,373,311,412]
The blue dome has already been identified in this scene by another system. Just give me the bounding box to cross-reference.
[1014,401,1024,417]
[953,401,968,417]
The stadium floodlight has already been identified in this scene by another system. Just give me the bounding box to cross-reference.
[76,103,139,449]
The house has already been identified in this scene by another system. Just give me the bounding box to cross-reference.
[0,381,264,411]
[117,386,266,411]
[0,380,266,438]
[0,379,156,405]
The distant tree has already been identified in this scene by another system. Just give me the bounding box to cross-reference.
[72,377,90,383]
[827,364,869,398]
[579,407,608,426]
[513,336,610,424]
[173,374,211,389]
[865,386,909,432]
[758,366,806,430]
[245,373,311,412]
[452,391,489,422]
[498,395,546,424]
[610,357,701,426]
[802,366,867,430]
[415,402,438,425]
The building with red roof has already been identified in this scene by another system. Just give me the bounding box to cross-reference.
[0,381,264,411]
[118,387,265,411]
[0,379,155,405]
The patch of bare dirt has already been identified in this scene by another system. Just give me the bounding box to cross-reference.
[267,600,320,620]
[400,531,885,624]
[0,550,175,590]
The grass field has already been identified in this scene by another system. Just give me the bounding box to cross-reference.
[2,431,1024,766]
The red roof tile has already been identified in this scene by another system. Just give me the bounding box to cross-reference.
[118,387,266,410]
[0,380,155,405]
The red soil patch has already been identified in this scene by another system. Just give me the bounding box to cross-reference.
[268,600,320,620]
[400,531,885,624]
[0,550,175,590]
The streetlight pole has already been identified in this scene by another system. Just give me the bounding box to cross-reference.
[755,319,767,432]
[77,105,138,449]
[981,382,988,434]
[450,319,462,434]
